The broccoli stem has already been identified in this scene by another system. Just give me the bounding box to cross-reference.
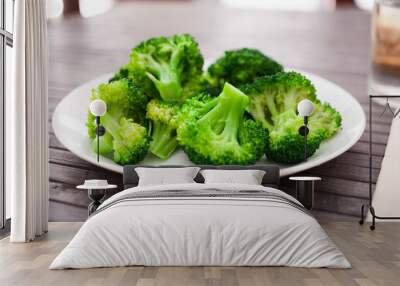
[101,113,122,140]
[101,113,130,153]
[99,113,132,160]
[199,83,249,144]
[145,47,184,103]
[149,121,178,160]
[91,132,113,155]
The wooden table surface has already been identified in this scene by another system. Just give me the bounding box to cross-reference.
[48,2,390,221]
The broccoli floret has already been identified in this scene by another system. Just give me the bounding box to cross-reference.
[87,80,150,164]
[91,131,113,155]
[88,78,148,130]
[177,83,268,165]
[267,110,325,164]
[127,83,149,125]
[109,66,129,83]
[126,34,204,103]
[87,111,97,140]
[242,71,342,164]
[111,118,150,165]
[146,99,180,160]
[309,102,342,139]
[197,73,221,97]
[241,71,317,130]
[207,48,283,90]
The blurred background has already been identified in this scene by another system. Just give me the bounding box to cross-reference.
[47,0,375,18]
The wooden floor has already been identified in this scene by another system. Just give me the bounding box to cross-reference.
[0,222,399,286]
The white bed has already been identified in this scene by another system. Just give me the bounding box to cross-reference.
[50,182,350,269]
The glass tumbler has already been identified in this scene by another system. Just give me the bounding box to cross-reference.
[369,0,400,95]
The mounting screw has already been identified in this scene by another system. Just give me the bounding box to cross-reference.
[96,125,106,136]
[298,125,309,136]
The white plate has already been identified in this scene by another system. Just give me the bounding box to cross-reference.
[52,70,365,177]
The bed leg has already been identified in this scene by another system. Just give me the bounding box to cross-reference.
[359,204,365,225]
[88,189,106,216]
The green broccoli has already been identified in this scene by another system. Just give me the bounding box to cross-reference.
[87,80,150,164]
[197,73,221,97]
[242,71,317,130]
[242,71,342,164]
[207,48,283,91]
[266,110,325,164]
[177,83,269,165]
[125,34,204,103]
[89,78,148,129]
[146,99,180,160]
[309,102,342,139]
[110,118,150,165]
[91,131,113,155]
[109,66,129,83]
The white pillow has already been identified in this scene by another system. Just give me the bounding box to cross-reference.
[135,167,200,186]
[200,169,266,185]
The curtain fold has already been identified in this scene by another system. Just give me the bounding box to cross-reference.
[8,0,48,242]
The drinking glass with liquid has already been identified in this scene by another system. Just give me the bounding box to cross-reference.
[369,0,400,95]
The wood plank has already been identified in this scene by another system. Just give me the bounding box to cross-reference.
[281,177,373,200]
[49,181,119,207]
[307,161,379,183]
[348,141,386,157]
[49,133,67,150]
[2,222,400,285]
[49,182,90,207]
[359,132,389,145]
[314,192,368,217]
[49,201,88,222]
[49,163,122,187]
[50,148,96,170]
[329,152,382,169]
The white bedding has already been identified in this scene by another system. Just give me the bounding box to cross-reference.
[50,183,350,269]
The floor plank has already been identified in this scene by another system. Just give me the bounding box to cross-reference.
[1,222,398,286]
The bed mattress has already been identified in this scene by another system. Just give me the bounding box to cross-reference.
[50,183,350,269]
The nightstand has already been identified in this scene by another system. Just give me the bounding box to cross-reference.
[77,181,117,215]
[289,176,321,210]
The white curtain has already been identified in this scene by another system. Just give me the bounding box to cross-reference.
[7,0,49,242]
